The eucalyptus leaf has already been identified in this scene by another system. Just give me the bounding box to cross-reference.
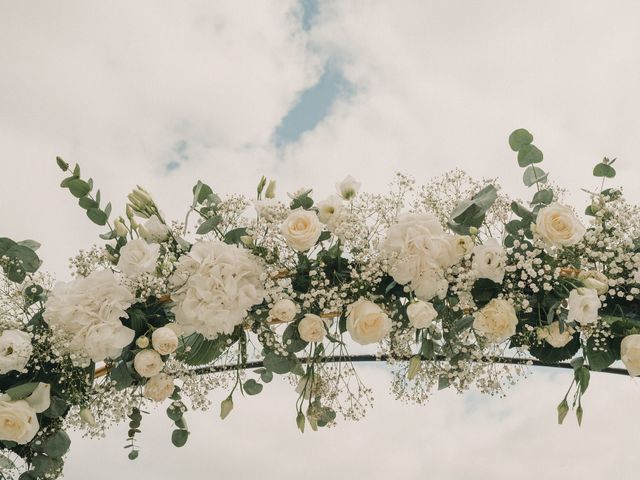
[508,128,534,151]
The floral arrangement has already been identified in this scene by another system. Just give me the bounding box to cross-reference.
[2,129,640,478]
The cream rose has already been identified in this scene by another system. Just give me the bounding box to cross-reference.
[452,235,474,259]
[473,298,518,343]
[139,215,170,243]
[0,383,50,445]
[280,209,323,252]
[336,175,361,200]
[346,299,392,345]
[117,238,160,277]
[151,327,179,355]
[297,314,328,343]
[134,349,164,378]
[406,301,437,329]
[621,334,640,376]
[567,288,601,325]
[143,373,175,402]
[578,270,609,295]
[537,321,575,348]
[269,299,297,323]
[471,239,507,283]
[535,203,585,248]
[0,329,32,374]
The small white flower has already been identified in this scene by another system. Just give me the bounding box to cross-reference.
[336,175,361,200]
[117,238,160,277]
[406,301,437,329]
[134,349,164,378]
[567,288,601,325]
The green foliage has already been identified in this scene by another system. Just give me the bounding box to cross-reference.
[243,379,263,395]
[41,431,71,458]
[224,227,248,245]
[0,238,42,283]
[470,278,502,306]
[529,334,580,363]
[585,336,618,371]
[508,128,534,151]
[171,429,189,448]
[593,158,616,178]
[282,323,308,353]
[5,382,39,400]
[531,188,553,205]
[516,144,544,167]
[176,333,233,366]
[448,184,498,234]
[196,215,222,235]
[109,361,134,390]
[522,165,548,187]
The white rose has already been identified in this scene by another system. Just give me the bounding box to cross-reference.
[0,383,50,445]
[336,175,361,200]
[139,215,170,243]
[76,322,135,363]
[143,373,175,402]
[117,238,160,277]
[411,268,449,301]
[537,321,575,348]
[346,299,392,345]
[0,329,32,374]
[134,349,164,378]
[452,235,474,259]
[567,288,601,325]
[473,298,518,343]
[269,299,297,323]
[578,270,609,295]
[171,242,265,340]
[317,195,344,227]
[151,327,179,355]
[471,239,507,284]
[280,208,323,252]
[621,334,640,376]
[406,301,437,329]
[44,269,135,363]
[298,314,328,343]
[535,203,585,248]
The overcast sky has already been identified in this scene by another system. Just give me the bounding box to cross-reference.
[2,1,640,479]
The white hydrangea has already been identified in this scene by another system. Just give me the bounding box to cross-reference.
[43,269,135,363]
[170,241,265,339]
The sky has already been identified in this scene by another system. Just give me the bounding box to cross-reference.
[2,0,640,478]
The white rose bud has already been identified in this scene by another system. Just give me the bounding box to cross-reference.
[621,334,640,376]
[280,208,323,252]
[537,321,575,348]
[567,288,601,325]
[143,373,175,402]
[265,180,276,199]
[139,215,170,243]
[535,203,586,248]
[578,270,609,296]
[133,349,164,378]
[406,301,438,329]
[0,329,33,374]
[346,299,392,345]
[135,336,150,349]
[473,298,518,343]
[269,299,297,323]
[117,238,160,277]
[151,327,179,355]
[297,314,328,343]
[336,175,361,200]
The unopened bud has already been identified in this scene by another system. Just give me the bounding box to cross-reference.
[265,180,276,199]
[114,217,128,237]
[136,336,150,349]
[79,407,96,427]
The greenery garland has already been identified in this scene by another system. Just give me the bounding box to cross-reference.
[1,129,640,479]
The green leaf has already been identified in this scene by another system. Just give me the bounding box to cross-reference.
[0,237,17,256]
[282,323,308,353]
[78,197,98,210]
[55,156,69,171]
[438,375,450,390]
[43,396,68,419]
[171,429,189,448]
[17,239,41,251]
[575,366,590,394]
[316,231,331,244]
[243,379,263,395]
[110,362,134,390]
[176,333,230,366]
[511,201,534,221]
[86,208,108,226]
[593,162,616,178]
[42,431,71,458]
[264,352,297,374]
[517,144,543,167]
[166,403,184,422]
[508,128,534,151]
[531,188,553,205]
[67,178,91,198]
[128,450,139,460]
[586,336,616,371]
[193,181,214,204]
[529,334,580,363]
[407,355,421,380]
[522,165,548,187]
[196,216,222,235]
[6,382,39,400]
[224,227,248,245]
[260,370,273,383]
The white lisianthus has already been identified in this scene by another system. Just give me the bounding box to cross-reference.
[412,268,449,302]
[537,321,575,348]
[452,235,474,259]
[346,299,392,345]
[134,349,163,378]
[0,383,50,445]
[535,203,585,248]
[139,215,170,243]
[171,241,265,340]
[567,288,601,325]
[297,314,328,343]
[0,330,32,374]
[317,195,343,227]
[280,208,323,252]
[473,298,518,343]
[621,334,640,376]
[117,238,160,277]
[43,269,135,363]
[471,239,507,283]
[406,301,437,329]
[578,270,609,295]
[336,175,361,200]
[143,373,175,402]
[269,299,297,323]
[151,327,179,355]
